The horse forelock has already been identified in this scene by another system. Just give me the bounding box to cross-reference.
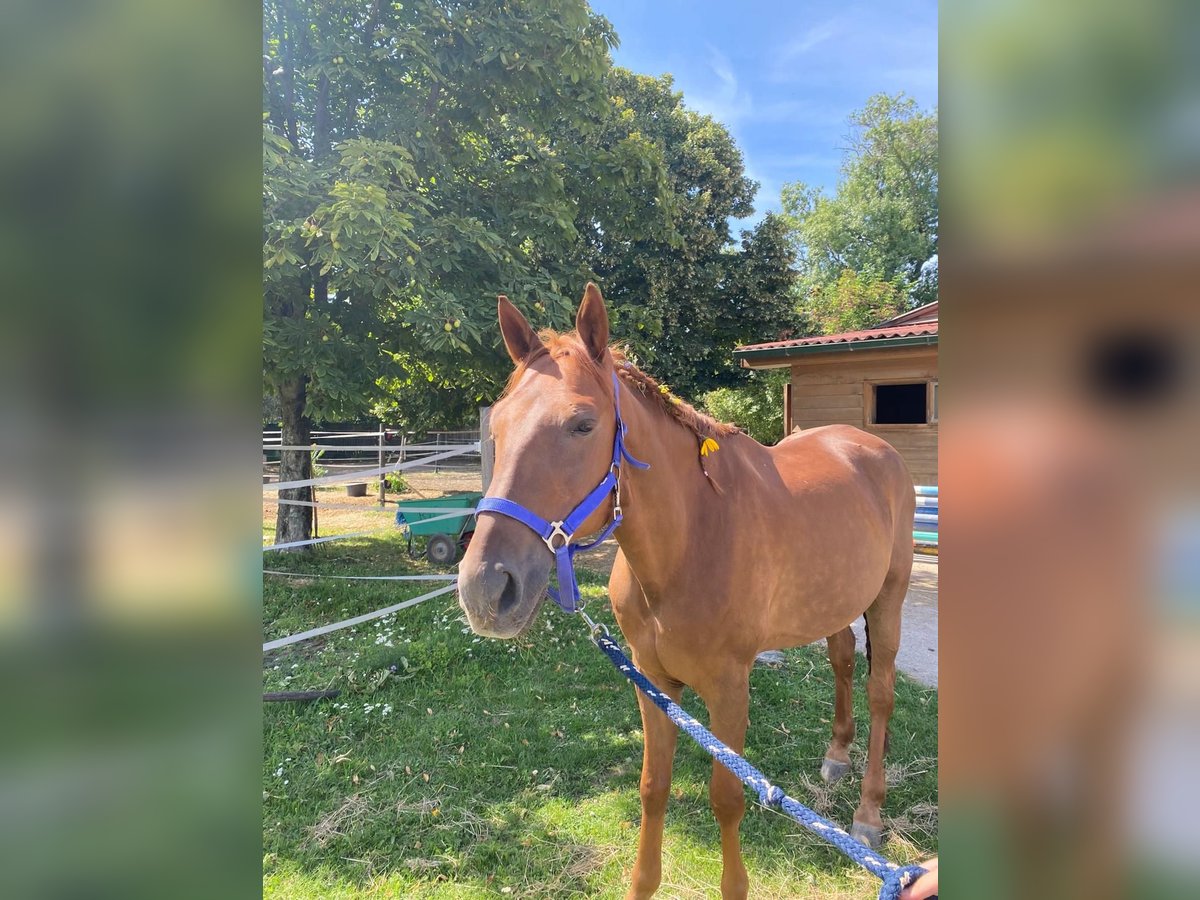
[500,331,607,400]
[499,329,739,443]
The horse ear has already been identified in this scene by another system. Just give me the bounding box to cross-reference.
[497,295,540,365]
[575,282,610,362]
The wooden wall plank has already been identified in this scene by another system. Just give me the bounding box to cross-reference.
[783,347,939,485]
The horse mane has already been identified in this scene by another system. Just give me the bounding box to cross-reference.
[502,330,740,443]
[610,348,741,441]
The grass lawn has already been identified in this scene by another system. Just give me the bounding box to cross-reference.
[262,520,938,898]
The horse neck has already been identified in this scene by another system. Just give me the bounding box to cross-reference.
[612,378,711,590]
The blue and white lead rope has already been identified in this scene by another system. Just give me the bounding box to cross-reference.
[587,624,928,900]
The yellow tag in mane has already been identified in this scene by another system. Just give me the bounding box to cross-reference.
[699,437,720,457]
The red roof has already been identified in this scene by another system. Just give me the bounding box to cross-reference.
[737,320,938,353]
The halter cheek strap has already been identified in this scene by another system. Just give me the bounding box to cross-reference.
[475,371,649,612]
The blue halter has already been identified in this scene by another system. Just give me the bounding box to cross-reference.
[475,371,650,612]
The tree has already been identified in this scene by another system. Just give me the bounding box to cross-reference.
[372,67,798,421]
[262,4,797,549]
[263,0,647,545]
[781,93,937,334]
[804,269,909,335]
[702,369,789,445]
[567,70,797,398]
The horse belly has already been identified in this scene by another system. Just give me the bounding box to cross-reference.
[761,546,892,649]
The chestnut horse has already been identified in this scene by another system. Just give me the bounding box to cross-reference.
[458,284,915,900]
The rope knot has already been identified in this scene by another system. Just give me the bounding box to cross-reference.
[762,784,784,807]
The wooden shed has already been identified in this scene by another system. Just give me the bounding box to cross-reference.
[733,303,939,486]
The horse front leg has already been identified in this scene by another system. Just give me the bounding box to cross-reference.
[698,670,752,900]
[626,672,682,900]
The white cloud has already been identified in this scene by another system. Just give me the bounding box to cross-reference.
[767,6,937,99]
[781,19,842,59]
[686,45,754,127]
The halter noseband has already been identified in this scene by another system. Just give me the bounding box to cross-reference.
[475,371,650,612]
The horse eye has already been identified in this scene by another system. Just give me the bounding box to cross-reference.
[572,420,596,435]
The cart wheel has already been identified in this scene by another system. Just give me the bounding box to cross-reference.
[426,533,458,565]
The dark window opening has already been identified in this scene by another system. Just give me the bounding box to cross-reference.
[874,383,927,424]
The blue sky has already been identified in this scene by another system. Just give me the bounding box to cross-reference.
[591,0,938,226]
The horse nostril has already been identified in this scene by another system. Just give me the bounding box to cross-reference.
[497,572,519,616]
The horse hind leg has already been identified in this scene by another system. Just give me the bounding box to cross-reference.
[849,565,909,850]
[820,626,856,784]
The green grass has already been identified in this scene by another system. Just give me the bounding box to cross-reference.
[263,530,938,898]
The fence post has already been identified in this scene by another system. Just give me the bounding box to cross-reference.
[378,422,385,506]
[480,406,493,494]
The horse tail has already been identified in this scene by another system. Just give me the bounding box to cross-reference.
[863,616,873,676]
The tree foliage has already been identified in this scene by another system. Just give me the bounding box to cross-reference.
[578,71,797,398]
[781,93,937,334]
[261,1,798,542]
[263,0,636,424]
[803,268,909,335]
[263,0,644,543]
[702,369,789,446]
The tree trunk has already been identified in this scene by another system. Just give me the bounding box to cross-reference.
[275,376,313,549]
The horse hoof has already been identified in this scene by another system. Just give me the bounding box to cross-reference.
[820,757,851,784]
[849,822,883,849]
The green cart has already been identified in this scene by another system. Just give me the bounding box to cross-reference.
[394,492,482,564]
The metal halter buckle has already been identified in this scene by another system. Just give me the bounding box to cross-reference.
[544,521,571,552]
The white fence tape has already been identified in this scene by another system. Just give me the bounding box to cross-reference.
[264,571,458,581]
[263,531,381,552]
[395,508,477,529]
[263,430,382,440]
[268,502,478,521]
[263,583,459,652]
[264,442,475,452]
[270,499,396,511]
[264,443,479,492]
[263,509,478,550]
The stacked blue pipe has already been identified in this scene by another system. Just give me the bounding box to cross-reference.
[913,485,938,548]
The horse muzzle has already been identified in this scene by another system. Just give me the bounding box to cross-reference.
[457,521,549,638]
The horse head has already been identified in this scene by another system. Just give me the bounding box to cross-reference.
[457,283,622,637]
